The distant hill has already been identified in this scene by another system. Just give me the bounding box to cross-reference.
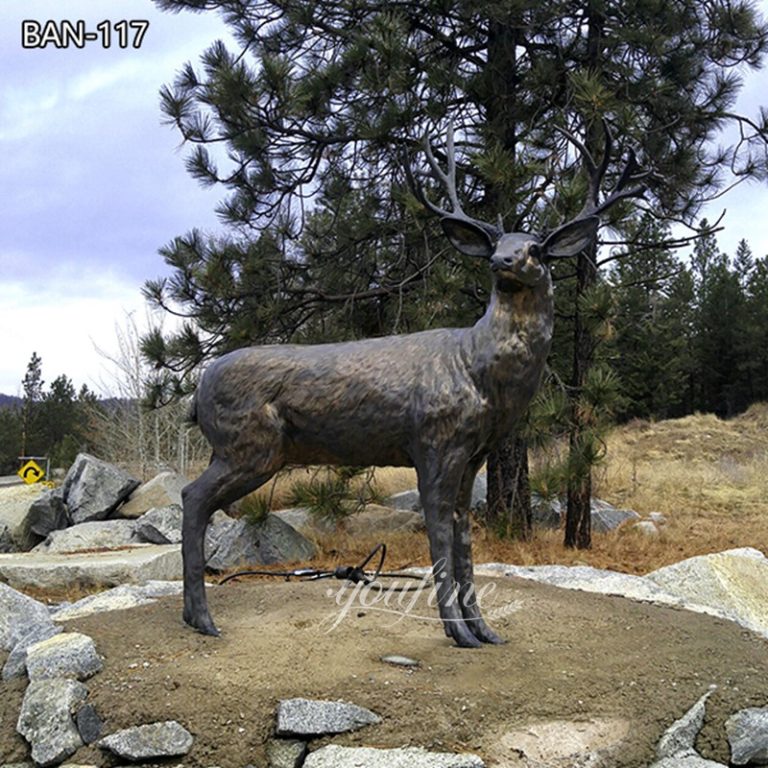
[0,394,21,410]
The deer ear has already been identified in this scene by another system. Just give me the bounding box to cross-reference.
[440,218,495,259]
[542,216,599,258]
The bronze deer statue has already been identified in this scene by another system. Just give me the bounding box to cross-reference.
[181,124,645,647]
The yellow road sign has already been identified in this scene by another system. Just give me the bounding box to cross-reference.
[18,459,45,484]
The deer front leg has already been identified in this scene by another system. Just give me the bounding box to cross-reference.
[417,454,482,648]
[453,462,505,644]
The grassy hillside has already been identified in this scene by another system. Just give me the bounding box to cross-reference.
[239,405,768,576]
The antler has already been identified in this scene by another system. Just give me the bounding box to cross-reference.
[555,119,649,222]
[407,123,502,241]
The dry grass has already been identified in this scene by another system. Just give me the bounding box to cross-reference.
[211,404,768,579]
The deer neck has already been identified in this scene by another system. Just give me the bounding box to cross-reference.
[465,277,554,414]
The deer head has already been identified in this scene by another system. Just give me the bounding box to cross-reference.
[409,122,647,288]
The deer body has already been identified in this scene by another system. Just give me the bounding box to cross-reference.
[193,273,553,472]
[181,126,644,647]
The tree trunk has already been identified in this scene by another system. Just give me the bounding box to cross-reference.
[482,14,534,538]
[486,435,532,539]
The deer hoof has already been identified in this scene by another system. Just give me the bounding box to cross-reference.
[469,619,506,645]
[447,621,482,648]
[184,611,221,637]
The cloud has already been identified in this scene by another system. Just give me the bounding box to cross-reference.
[0,267,180,397]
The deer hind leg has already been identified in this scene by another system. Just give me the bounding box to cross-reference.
[182,456,275,636]
[417,452,482,648]
[452,461,505,645]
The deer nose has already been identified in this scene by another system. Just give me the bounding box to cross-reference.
[491,253,520,271]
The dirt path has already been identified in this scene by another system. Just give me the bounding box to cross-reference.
[2,575,768,767]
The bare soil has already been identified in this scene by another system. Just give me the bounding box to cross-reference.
[2,575,768,767]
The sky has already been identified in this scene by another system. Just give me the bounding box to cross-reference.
[1,1,767,397]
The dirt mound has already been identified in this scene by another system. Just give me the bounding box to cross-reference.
[2,576,767,767]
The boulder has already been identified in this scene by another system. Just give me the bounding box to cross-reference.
[382,473,486,516]
[206,515,315,572]
[344,505,425,535]
[271,508,335,534]
[275,698,381,737]
[656,689,713,760]
[26,632,102,681]
[303,746,484,768]
[531,494,562,529]
[17,678,88,766]
[3,622,63,680]
[267,738,308,768]
[134,504,183,544]
[119,471,187,519]
[98,721,193,760]
[0,485,42,551]
[648,690,726,768]
[470,472,487,513]
[63,454,139,524]
[590,498,641,532]
[726,707,768,766]
[0,582,54,651]
[76,703,103,744]
[22,487,70,545]
[33,519,140,553]
[633,520,660,537]
[646,548,768,638]
[385,490,422,513]
[0,545,182,591]
[52,581,183,622]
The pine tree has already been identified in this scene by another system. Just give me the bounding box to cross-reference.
[147,0,768,545]
[20,352,44,458]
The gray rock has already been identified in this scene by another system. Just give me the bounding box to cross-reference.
[26,631,102,681]
[650,756,727,767]
[477,562,690,607]
[23,487,70,544]
[386,490,422,512]
[303,745,485,768]
[646,548,768,638]
[206,515,315,572]
[590,499,640,532]
[276,698,381,737]
[470,472,487,513]
[531,494,563,529]
[34,519,139,553]
[76,704,102,744]
[63,454,140,524]
[0,544,183,591]
[381,654,420,667]
[267,738,308,768]
[134,504,183,544]
[345,505,424,535]
[649,511,668,526]
[0,521,16,552]
[119,471,188,519]
[726,707,768,765]
[17,678,88,766]
[52,581,183,621]
[271,507,335,534]
[633,520,660,537]
[3,621,62,680]
[98,720,193,760]
[0,582,53,650]
[656,689,713,759]
[0,489,40,551]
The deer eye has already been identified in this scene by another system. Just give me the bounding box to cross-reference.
[527,242,542,260]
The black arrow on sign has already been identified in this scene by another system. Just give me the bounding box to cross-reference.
[23,465,42,480]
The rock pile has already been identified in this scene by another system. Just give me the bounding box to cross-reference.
[0,454,317,590]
